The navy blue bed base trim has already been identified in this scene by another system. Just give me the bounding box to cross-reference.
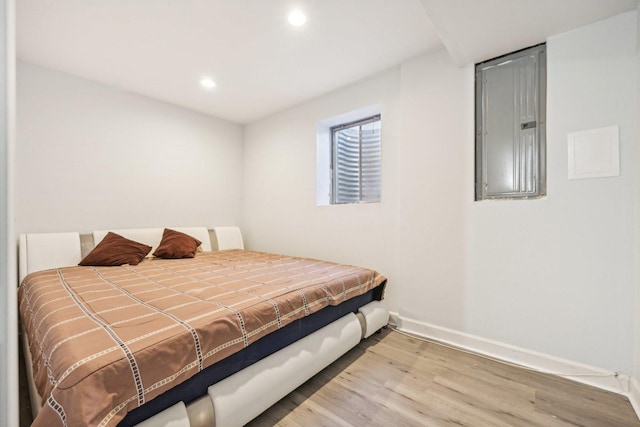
[119,283,385,426]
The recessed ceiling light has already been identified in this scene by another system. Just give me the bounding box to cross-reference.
[287,10,306,27]
[200,78,216,89]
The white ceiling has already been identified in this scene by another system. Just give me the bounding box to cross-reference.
[17,0,440,124]
[17,0,639,124]
[421,0,639,66]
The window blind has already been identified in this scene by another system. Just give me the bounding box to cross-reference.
[332,115,381,204]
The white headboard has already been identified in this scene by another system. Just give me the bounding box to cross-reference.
[19,233,82,283]
[212,227,244,251]
[18,226,244,283]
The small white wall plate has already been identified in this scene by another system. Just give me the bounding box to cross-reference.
[568,125,620,180]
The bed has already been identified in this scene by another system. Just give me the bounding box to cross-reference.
[18,226,389,427]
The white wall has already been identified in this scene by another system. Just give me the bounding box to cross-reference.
[1,1,17,426]
[468,12,637,374]
[16,62,244,234]
[634,6,640,392]
[243,12,638,375]
[397,49,473,331]
[243,69,401,310]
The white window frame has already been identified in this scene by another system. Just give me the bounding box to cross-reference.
[316,105,381,207]
[330,114,381,205]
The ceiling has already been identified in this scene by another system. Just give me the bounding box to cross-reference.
[17,0,639,124]
[421,0,639,66]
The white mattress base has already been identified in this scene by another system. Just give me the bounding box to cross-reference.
[134,300,388,427]
[359,300,388,338]
[135,402,190,427]
[208,312,362,427]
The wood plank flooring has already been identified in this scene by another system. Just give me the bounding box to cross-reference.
[247,328,640,427]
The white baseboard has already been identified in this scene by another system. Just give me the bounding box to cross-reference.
[389,312,630,396]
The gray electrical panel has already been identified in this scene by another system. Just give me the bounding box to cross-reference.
[475,44,546,200]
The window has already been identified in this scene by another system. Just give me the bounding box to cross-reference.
[475,44,546,200]
[331,115,381,204]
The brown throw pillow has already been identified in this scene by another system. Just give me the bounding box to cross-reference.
[152,228,202,259]
[79,232,152,266]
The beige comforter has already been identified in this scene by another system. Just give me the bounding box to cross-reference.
[19,250,386,427]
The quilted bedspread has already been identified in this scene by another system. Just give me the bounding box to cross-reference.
[19,250,386,427]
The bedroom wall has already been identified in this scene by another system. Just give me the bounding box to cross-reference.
[1,1,17,426]
[396,49,473,331]
[16,61,244,234]
[467,11,637,374]
[243,12,638,375]
[243,69,402,310]
[633,5,640,398]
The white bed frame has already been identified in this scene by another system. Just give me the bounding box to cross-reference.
[19,226,389,427]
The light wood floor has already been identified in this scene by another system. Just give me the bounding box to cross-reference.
[247,328,640,427]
